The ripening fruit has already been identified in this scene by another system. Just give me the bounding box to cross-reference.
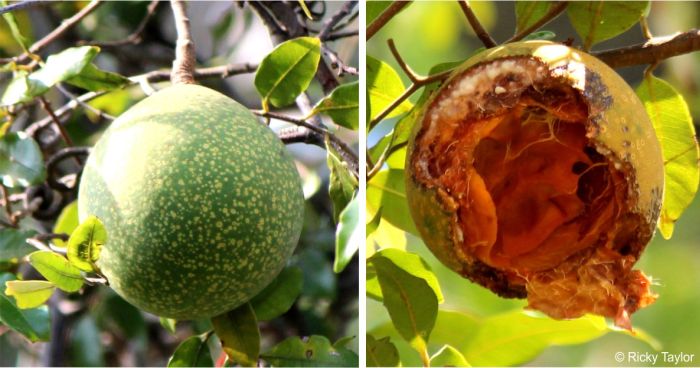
[78,84,304,320]
[405,41,664,329]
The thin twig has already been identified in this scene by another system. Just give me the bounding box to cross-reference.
[0,184,16,227]
[323,30,358,41]
[458,0,497,48]
[0,0,51,15]
[506,1,568,43]
[82,0,159,47]
[594,29,700,69]
[37,97,76,148]
[169,0,196,84]
[388,38,420,83]
[13,0,103,64]
[318,1,358,41]
[640,16,653,40]
[367,1,410,40]
[56,84,115,121]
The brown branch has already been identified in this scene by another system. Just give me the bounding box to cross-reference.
[0,184,16,227]
[506,1,568,43]
[458,0,497,48]
[323,30,358,42]
[169,0,196,85]
[318,1,358,41]
[82,0,159,47]
[593,29,700,69]
[367,1,410,40]
[13,0,103,64]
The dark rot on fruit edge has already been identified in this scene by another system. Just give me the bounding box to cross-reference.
[405,41,664,329]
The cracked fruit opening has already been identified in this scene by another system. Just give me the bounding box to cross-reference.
[406,41,664,329]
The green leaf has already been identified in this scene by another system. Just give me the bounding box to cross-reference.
[167,333,214,367]
[429,310,480,350]
[0,228,37,260]
[367,334,400,367]
[52,201,79,248]
[0,132,46,188]
[66,63,130,92]
[567,1,650,50]
[367,1,393,24]
[313,82,359,130]
[0,273,50,342]
[367,169,418,235]
[636,75,699,239]
[334,196,359,273]
[367,56,413,122]
[28,251,83,292]
[463,311,608,366]
[249,266,303,321]
[1,0,29,52]
[66,215,107,272]
[366,207,383,238]
[370,252,438,356]
[522,30,556,41]
[515,1,553,33]
[4,280,55,309]
[254,37,321,109]
[262,335,359,367]
[211,303,260,367]
[160,317,177,334]
[326,139,358,223]
[1,46,99,106]
[372,248,443,303]
[431,345,470,367]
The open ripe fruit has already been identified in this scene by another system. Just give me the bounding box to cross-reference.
[78,84,304,320]
[405,41,664,328]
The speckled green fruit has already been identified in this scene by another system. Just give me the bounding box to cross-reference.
[78,84,304,320]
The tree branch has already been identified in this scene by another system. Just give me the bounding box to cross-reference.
[367,1,410,40]
[0,0,51,16]
[593,29,700,69]
[318,1,358,41]
[458,0,497,48]
[13,0,103,64]
[169,0,196,84]
[506,1,568,43]
[82,0,159,47]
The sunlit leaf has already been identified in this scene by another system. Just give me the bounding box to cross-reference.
[160,317,177,334]
[1,0,29,52]
[515,1,553,33]
[52,201,79,248]
[463,311,608,366]
[371,252,437,356]
[66,215,107,272]
[0,273,50,342]
[372,248,443,303]
[334,196,359,273]
[298,0,313,19]
[262,335,359,367]
[367,334,400,367]
[367,169,418,235]
[66,63,130,92]
[28,251,83,292]
[636,75,699,239]
[326,139,358,223]
[0,132,46,188]
[367,56,413,122]
[567,1,650,50]
[4,280,54,309]
[255,37,321,109]
[0,228,37,260]
[212,303,260,367]
[431,344,470,367]
[167,333,214,367]
[313,81,359,130]
[250,266,303,321]
[366,207,383,238]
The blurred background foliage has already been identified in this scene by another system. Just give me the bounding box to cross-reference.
[0,1,358,366]
[367,1,700,366]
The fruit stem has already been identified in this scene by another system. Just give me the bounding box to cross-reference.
[169,0,196,85]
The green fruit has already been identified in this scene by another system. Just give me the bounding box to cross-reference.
[405,41,663,328]
[78,84,304,320]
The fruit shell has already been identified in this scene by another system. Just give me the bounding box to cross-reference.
[78,84,304,319]
[405,41,664,295]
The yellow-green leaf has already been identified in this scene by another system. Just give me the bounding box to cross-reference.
[52,201,79,248]
[431,344,470,367]
[4,280,54,309]
[636,75,700,239]
[367,169,418,235]
[313,81,359,130]
[66,215,107,272]
[28,251,84,292]
[367,56,413,122]
[211,303,260,367]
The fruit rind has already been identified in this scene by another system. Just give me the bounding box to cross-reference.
[78,84,304,320]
